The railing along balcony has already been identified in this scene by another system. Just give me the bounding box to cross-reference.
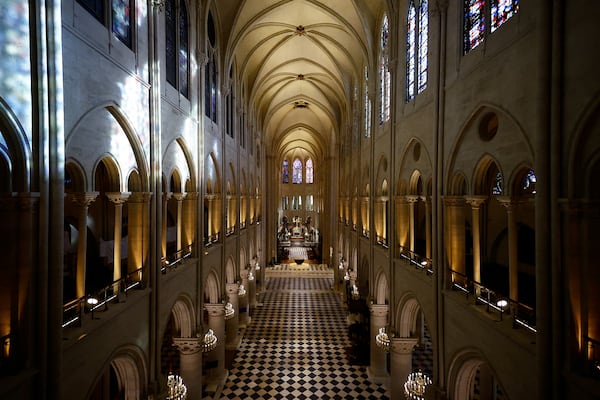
[399,246,434,276]
[62,266,144,329]
[584,336,600,377]
[449,269,536,334]
[161,243,194,274]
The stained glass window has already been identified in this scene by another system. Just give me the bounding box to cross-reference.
[112,0,132,48]
[492,172,503,195]
[165,0,177,87]
[379,15,390,125]
[282,160,289,184]
[306,158,314,184]
[522,169,537,194]
[491,0,519,32]
[178,1,189,97]
[464,0,485,53]
[406,2,416,101]
[293,159,303,184]
[418,0,428,93]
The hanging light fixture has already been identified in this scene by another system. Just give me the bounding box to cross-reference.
[238,284,246,296]
[375,327,391,352]
[404,370,432,400]
[201,328,217,353]
[224,302,235,320]
[166,372,187,400]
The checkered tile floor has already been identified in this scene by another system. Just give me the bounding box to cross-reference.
[219,276,389,399]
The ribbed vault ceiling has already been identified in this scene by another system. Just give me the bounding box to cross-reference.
[217,0,385,161]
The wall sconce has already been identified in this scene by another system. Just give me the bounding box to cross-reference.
[87,297,99,320]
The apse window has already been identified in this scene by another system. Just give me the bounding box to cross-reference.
[406,0,428,102]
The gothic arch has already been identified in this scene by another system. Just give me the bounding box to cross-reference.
[66,103,149,192]
[447,348,508,400]
[374,270,389,305]
[447,104,532,195]
[396,294,421,337]
[204,269,220,304]
[225,255,236,284]
[170,295,196,338]
[87,345,148,400]
[0,97,31,192]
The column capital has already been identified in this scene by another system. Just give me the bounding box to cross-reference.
[226,282,240,295]
[172,337,202,354]
[395,195,409,204]
[128,192,153,203]
[172,192,187,201]
[465,195,487,208]
[106,192,131,204]
[496,196,527,210]
[9,192,41,211]
[390,337,419,354]
[442,195,465,207]
[163,192,173,201]
[405,195,420,203]
[240,269,249,279]
[204,303,225,317]
[370,303,389,317]
[184,192,199,201]
[69,192,99,207]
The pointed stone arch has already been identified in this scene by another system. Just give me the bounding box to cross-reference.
[0,97,31,192]
[204,269,221,304]
[374,270,389,305]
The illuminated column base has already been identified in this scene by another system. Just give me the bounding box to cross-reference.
[368,304,389,383]
[390,337,419,400]
[172,337,202,400]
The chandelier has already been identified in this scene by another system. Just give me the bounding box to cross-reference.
[351,284,360,300]
[201,328,218,353]
[238,284,246,296]
[166,372,187,400]
[404,370,432,400]
[375,327,391,352]
[224,302,235,320]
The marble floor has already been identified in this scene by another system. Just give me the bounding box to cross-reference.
[218,270,389,399]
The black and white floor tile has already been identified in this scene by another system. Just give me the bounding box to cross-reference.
[219,274,389,399]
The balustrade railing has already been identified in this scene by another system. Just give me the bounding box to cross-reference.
[161,243,194,273]
[449,269,536,333]
[62,266,144,329]
[399,246,434,276]
[584,336,600,377]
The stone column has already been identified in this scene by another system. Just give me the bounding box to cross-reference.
[172,192,186,257]
[225,283,240,349]
[423,196,432,260]
[172,337,202,400]
[390,337,419,400]
[248,265,257,310]
[182,192,198,253]
[395,196,409,252]
[162,192,172,263]
[465,196,487,294]
[106,192,130,292]
[498,197,521,303]
[406,195,420,254]
[127,192,152,280]
[443,196,466,285]
[239,269,250,326]
[70,192,98,299]
[368,304,389,383]
[204,303,226,382]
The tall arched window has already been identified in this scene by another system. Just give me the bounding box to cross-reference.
[282,160,289,184]
[306,158,314,184]
[406,0,428,101]
[165,0,189,97]
[491,0,519,32]
[464,0,519,53]
[379,15,390,125]
[205,11,218,122]
[292,158,303,184]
